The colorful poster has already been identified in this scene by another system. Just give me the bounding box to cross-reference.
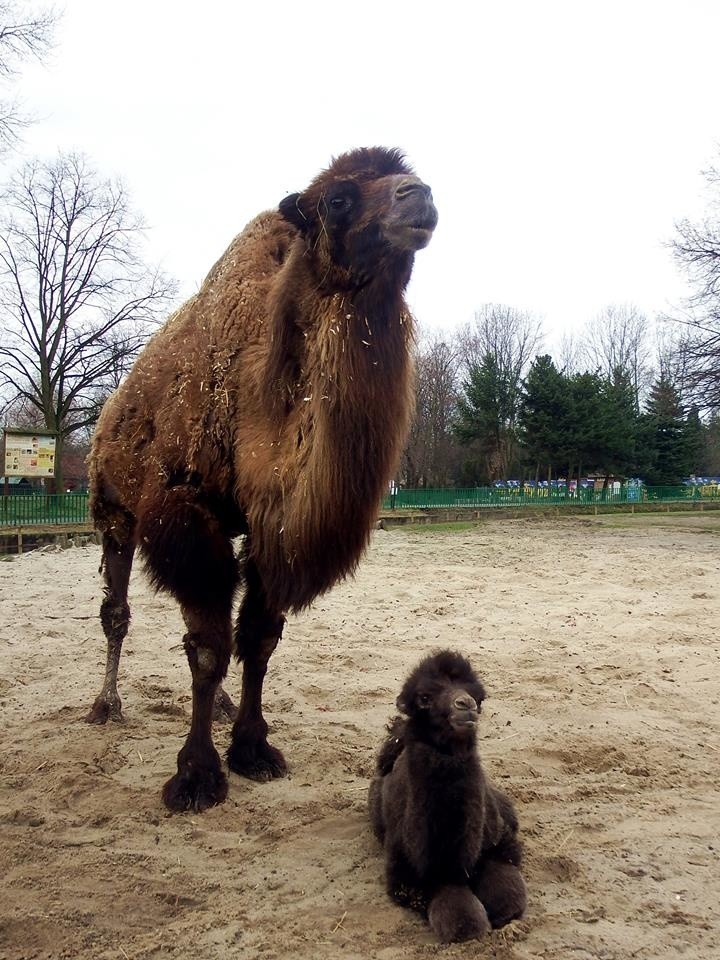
[3,432,56,477]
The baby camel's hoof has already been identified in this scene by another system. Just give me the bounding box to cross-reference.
[162,764,228,813]
[428,886,490,944]
[85,696,123,724]
[227,739,287,782]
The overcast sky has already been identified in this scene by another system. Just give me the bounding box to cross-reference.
[13,0,720,354]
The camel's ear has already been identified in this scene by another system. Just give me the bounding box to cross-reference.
[396,696,409,715]
[279,192,310,233]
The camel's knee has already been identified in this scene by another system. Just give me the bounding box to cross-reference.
[100,597,130,643]
[184,636,230,689]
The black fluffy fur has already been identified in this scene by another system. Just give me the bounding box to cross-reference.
[368,650,527,943]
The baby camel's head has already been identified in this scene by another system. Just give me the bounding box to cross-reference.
[397,650,486,749]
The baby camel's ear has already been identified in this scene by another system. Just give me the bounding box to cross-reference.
[396,695,409,715]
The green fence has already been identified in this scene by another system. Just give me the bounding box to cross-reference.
[0,492,90,526]
[1,485,719,528]
[381,484,720,510]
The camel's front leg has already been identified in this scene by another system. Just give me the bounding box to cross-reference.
[162,604,232,812]
[227,560,287,781]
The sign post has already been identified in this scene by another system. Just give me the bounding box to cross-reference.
[2,428,58,493]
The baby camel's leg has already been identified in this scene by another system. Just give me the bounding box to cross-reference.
[227,559,287,781]
[428,886,490,943]
[385,844,428,914]
[86,533,134,724]
[470,859,527,929]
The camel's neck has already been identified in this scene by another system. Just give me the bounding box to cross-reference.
[257,255,415,610]
[300,281,413,497]
[405,740,486,878]
[407,737,483,783]
[266,244,414,419]
[268,247,415,487]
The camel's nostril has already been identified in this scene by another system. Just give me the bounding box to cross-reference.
[453,694,477,712]
[395,177,432,200]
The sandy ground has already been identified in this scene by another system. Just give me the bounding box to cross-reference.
[0,514,718,960]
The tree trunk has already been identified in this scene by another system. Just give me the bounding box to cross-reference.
[53,432,64,494]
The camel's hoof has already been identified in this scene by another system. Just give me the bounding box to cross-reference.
[226,738,287,782]
[161,763,228,813]
[212,688,239,724]
[85,696,123,724]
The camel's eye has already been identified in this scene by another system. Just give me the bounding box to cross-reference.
[418,693,431,707]
[329,196,351,211]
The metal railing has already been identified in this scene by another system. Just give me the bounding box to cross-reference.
[0,492,90,526]
[381,484,720,510]
[1,484,719,528]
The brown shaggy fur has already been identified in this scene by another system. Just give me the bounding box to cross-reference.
[86,147,437,813]
[369,651,527,943]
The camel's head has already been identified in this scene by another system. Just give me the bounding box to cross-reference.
[396,650,486,750]
[279,147,437,286]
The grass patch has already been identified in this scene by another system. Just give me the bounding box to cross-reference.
[391,521,478,535]
[591,511,720,534]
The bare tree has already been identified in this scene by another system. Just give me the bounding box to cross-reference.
[557,331,582,375]
[0,2,57,151]
[0,153,176,489]
[452,304,543,481]
[670,164,720,410]
[581,303,652,408]
[402,331,462,486]
[456,304,544,384]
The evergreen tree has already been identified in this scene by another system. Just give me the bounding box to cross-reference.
[518,355,568,482]
[564,371,606,483]
[643,375,694,484]
[453,352,519,482]
[599,367,639,479]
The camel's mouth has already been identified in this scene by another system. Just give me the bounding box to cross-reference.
[385,198,438,251]
[449,712,478,733]
[388,221,437,251]
[410,223,436,240]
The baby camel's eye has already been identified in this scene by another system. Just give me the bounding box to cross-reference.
[418,693,431,707]
[329,196,351,211]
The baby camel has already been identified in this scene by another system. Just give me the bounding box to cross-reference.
[368,650,527,943]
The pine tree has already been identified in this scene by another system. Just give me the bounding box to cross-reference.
[644,375,693,484]
[518,355,568,482]
[453,353,519,482]
[599,367,639,479]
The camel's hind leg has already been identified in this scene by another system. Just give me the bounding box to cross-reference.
[227,558,287,781]
[86,533,134,724]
